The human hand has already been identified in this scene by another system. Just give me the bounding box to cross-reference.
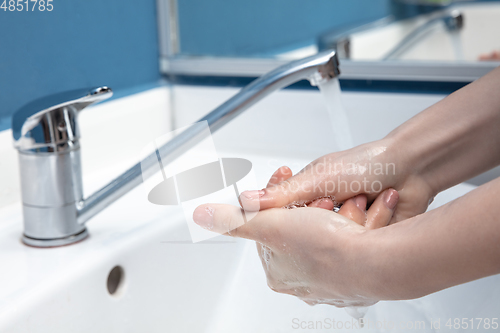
[193,167,400,307]
[478,50,500,61]
[264,165,398,230]
[240,139,433,224]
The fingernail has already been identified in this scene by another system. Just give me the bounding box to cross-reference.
[318,198,334,210]
[241,189,266,200]
[193,206,215,230]
[354,195,367,211]
[383,189,399,210]
[280,166,292,176]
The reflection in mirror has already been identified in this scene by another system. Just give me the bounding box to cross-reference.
[169,0,500,64]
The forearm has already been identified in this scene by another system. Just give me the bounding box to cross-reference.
[366,177,500,300]
[386,66,500,195]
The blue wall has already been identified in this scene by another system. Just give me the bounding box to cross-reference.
[2,0,496,131]
[177,0,497,56]
[0,0,161,130]
[177,0,390,57]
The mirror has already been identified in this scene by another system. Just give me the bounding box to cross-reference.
[161,0,500,63]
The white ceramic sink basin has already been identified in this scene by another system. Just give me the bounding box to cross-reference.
[0,86,498,332]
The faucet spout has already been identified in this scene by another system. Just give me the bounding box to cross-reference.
[383,10,464,61]
[13,50,339,247]
[200,50,340,132]
[77,50,340,225]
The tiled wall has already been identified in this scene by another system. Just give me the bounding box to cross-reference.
[0,0,161,130]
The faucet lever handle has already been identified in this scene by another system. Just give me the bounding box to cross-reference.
[12,86,113,152]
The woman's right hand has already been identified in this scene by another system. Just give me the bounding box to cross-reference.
[194,164,402,308]
[243,66,500,224]
[241,138,434,224]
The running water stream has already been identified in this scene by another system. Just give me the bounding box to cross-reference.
[449,30,465,61]
[317,77,369,321]
[317,78,353,151]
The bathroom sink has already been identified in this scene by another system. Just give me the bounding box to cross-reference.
[0,152,491,333]
[0,86,498,332]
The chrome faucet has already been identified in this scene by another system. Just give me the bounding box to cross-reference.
[383,9,464,60]
[12,50,340,247]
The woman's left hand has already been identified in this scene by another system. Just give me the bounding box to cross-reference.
[193,166,399,307]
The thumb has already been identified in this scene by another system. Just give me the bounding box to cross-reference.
[193,203,280,243]
[193,203,365,245]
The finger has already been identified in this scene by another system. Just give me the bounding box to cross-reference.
[193,203,363,244]
[239,166,293,210]
[337,195,367,226]
[240,168,358,210]
[193,203,280,243]
[240,173,312,210]
[308,197,335,210]
[240,166,292,211]
[266,166,293,188]
[365,188,399,229]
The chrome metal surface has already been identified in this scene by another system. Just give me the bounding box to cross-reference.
[13,87,112,152]
[335,38,351,60]
[160,56,497,82]
[13,87,112,247]
[22,229,89,248]
[444,10,464,31]
[19,150,85,240]
[14,51,340,247]
[156,0,496,83]
[157,0,179,58]
[383,10,464,60]
[77,50,340,224]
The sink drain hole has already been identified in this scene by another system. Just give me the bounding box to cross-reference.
[107,265,125,296]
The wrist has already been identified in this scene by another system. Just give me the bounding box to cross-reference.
[349,229,397,301]
[356,226,426,301]
[382,133,438,199]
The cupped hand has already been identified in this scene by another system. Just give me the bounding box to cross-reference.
[193,166,400,307]
[240,139,433,224]
[265,166,398,230]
